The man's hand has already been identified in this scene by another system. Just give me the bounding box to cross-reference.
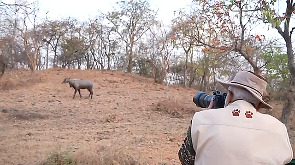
[200,96,215,111]
[207,96,215,109]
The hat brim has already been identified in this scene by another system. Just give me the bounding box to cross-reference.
[218,80,273,109]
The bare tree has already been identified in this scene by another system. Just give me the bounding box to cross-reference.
[106,0,157,73]
[16,1,43,72]
[190,1,267,75]
[171,12,198,88]
[148,24,174,83]
[0,0,32,72]
[262,0,295,126]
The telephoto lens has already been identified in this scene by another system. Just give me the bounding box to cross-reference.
[193,91,215,108]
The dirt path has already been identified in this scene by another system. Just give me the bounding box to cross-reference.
[0,69,198,165]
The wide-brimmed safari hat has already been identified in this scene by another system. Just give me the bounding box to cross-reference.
[218,71,272,109]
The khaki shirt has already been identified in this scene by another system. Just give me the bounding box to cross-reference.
[191,100,293,165]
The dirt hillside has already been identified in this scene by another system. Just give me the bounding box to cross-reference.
[0,69,198,165]
[0,69,294,165]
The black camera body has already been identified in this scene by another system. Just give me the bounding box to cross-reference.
[193,90,227,109]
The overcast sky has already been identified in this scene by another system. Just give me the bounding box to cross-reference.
[1,0,290,41]
[37,0,193,25]
[35,0,289,37]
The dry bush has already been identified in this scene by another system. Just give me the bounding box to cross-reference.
[151,98,194,118]
[73,147,138,165]
[39,150,76,165]
[0,69,44,91]
[105,114,119,123]
[1,108,48,120]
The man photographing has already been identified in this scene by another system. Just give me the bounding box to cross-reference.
[178,71,293,165]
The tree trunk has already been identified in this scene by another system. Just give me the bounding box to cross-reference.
[184,53,188,88]
[127,47,133,73]
[46,43,49,69]
[235,48,261,74]
[127,56,132,72]
[189,48,194,87]
[27,50,38,72]
[0,61,5,78]
[280,28,295,126]
[127,35,135,73]
[202,69,209,92]
[107,54,111,70]
[201,54,210,91]
[280,77,295,128]
[158,54,168,84]
[183,45,191,88]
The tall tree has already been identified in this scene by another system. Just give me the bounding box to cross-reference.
[135,23,174,83]
[18,1,43,72]
[192,0,268,75]
[262,0,295,126]
[41,20,69,68]
[152,25,174,84]
[171,6,239,90]
[106,0,157,73]
[0,0,31,71]
[171,12,196,88]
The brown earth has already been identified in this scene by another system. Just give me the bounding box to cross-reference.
[0,69,294,165]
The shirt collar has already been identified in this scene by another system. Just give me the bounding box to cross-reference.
[227,100,256,111]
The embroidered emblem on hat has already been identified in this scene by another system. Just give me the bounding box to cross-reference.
[232,109,240,116]
[245,111,253,118]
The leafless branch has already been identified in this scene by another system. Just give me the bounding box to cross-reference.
[290,27,295,38]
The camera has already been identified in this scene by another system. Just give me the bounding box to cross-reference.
[193,90,227,109]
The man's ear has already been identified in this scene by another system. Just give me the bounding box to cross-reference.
[256,102,263,111]
[227,90,233,103]
[224,90,233,107]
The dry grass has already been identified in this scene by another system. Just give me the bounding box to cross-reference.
[0,68,196,164]
[0,69,44,91]
[40,150,76,165]
[150,98,196,118]
[73,147,138,165]
[0,68,294,165]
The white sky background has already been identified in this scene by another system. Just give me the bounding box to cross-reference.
[35,0,290,40]
[2,0,291,46]
[37,0,193,25]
